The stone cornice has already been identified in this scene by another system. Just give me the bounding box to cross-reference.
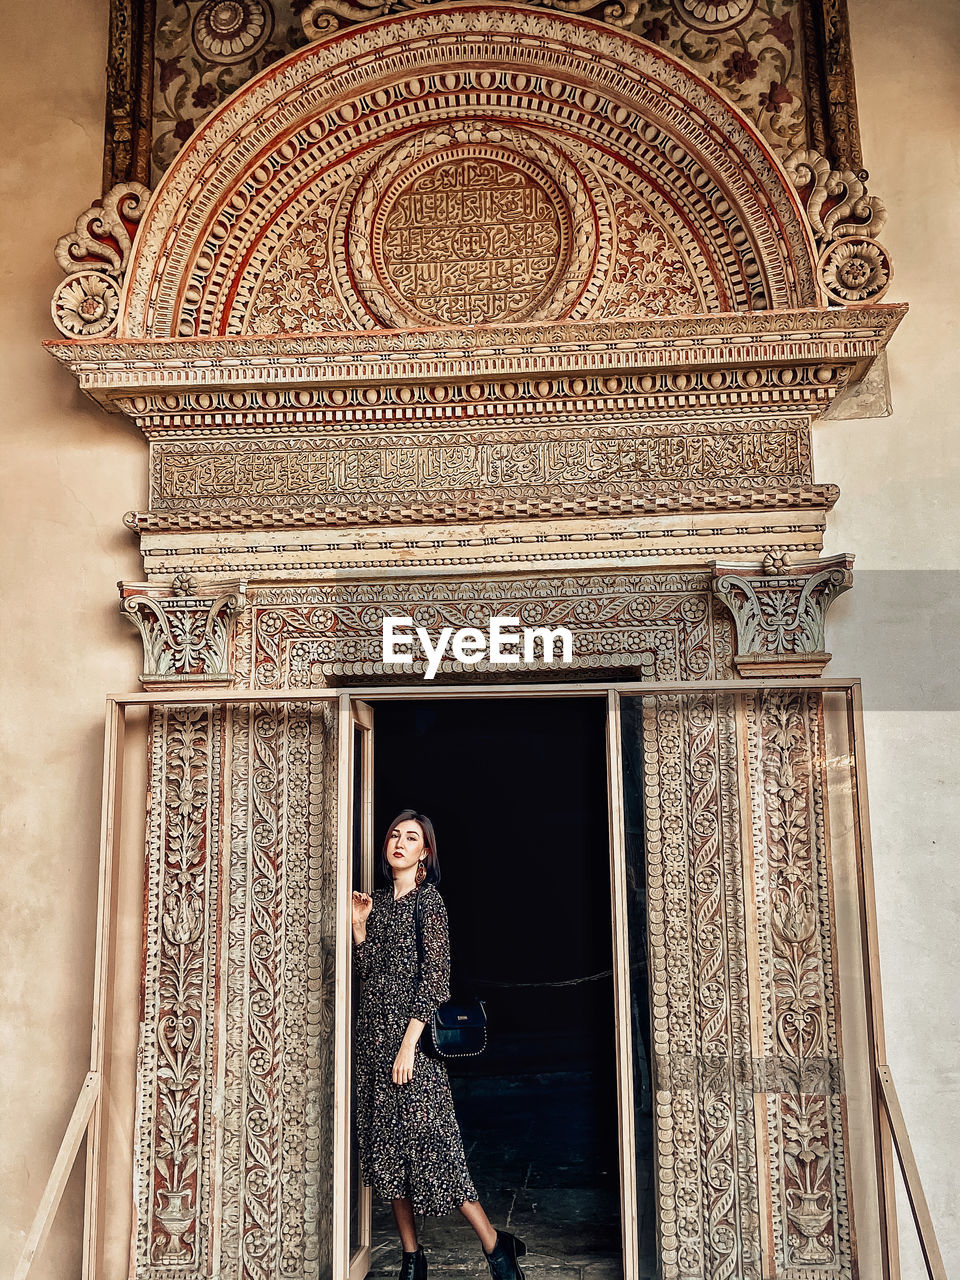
[127,483,839,534]
[45,305,906,408]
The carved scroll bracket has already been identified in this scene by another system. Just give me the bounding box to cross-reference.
[785,148,892,306]
[120,577,246,687]
[711,552,853,676]
[51,182,151,338]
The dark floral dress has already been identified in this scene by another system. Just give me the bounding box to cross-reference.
[354,882,478,1216]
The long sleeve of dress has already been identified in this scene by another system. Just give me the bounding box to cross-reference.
[409,887,451,1022]
[354,936,377,979]
[354,905,384,979]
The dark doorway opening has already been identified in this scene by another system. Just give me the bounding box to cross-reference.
[367,696,630,1277]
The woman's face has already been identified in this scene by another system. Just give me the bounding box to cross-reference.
[385,819,427,875]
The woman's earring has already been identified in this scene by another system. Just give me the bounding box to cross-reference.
[415,859,427,886]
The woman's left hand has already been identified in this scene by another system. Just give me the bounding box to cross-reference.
[392,1041,417,1086]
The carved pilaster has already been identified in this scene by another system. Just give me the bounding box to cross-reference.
[711,553,853,676]
[746,690,854,1274]
[138,705,223,1272]
[120,578,246,687]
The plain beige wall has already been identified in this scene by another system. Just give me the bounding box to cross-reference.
[0,2,144,1277]
[818,2,960,1276]
[1,2,956,1278]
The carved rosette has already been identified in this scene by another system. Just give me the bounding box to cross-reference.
[670,0,756,32]
[120,579,246,687]
[51,271,122,338]
[51,181,151,337]
[785,149,892,305]
[711,553,853,676]
[192,0,274,64]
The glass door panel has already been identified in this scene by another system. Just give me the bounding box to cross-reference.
[348,701,374,1280]
[614,688,891,1280]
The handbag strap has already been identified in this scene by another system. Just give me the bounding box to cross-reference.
[413,891,486,1028]
[413,888,453,992]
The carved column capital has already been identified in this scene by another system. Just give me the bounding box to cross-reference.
[711,553,853,677]
[119,578,246,688]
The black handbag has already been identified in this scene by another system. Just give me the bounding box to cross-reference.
[413,892,487,1060]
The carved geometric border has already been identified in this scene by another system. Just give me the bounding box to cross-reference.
[128,484,839,534]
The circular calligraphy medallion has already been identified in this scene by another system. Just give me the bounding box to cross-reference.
[368,146,572,327]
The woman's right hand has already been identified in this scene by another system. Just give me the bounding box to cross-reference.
[352,891,373,935]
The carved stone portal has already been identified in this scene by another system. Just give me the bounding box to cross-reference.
[47,5,900,1278]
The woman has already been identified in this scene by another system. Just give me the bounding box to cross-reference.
[352,809,527,1280]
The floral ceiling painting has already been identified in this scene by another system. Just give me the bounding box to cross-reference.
[102,0,860,188]
[152,0,311,178]
[627,0,807,156]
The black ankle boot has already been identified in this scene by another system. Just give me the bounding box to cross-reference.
[399,1245,427,1280]
[483,1230,526,1280]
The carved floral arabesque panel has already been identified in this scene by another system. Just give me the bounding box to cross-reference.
[241,571,734,686]
[747,690,853,1275]
[632,688,856,1279]
[151,417,812,518]
[238,116,719,336]
[138,707,223,1272]
[136,701,339,1280]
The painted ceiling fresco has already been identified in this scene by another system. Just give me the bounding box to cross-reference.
[103,0,861,189]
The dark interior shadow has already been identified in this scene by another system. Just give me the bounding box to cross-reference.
[363,696,656,1278]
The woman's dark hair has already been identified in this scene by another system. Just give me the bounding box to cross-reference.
[380,809,440,885]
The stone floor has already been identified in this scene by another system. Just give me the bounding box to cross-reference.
[365,1067,657,1280]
